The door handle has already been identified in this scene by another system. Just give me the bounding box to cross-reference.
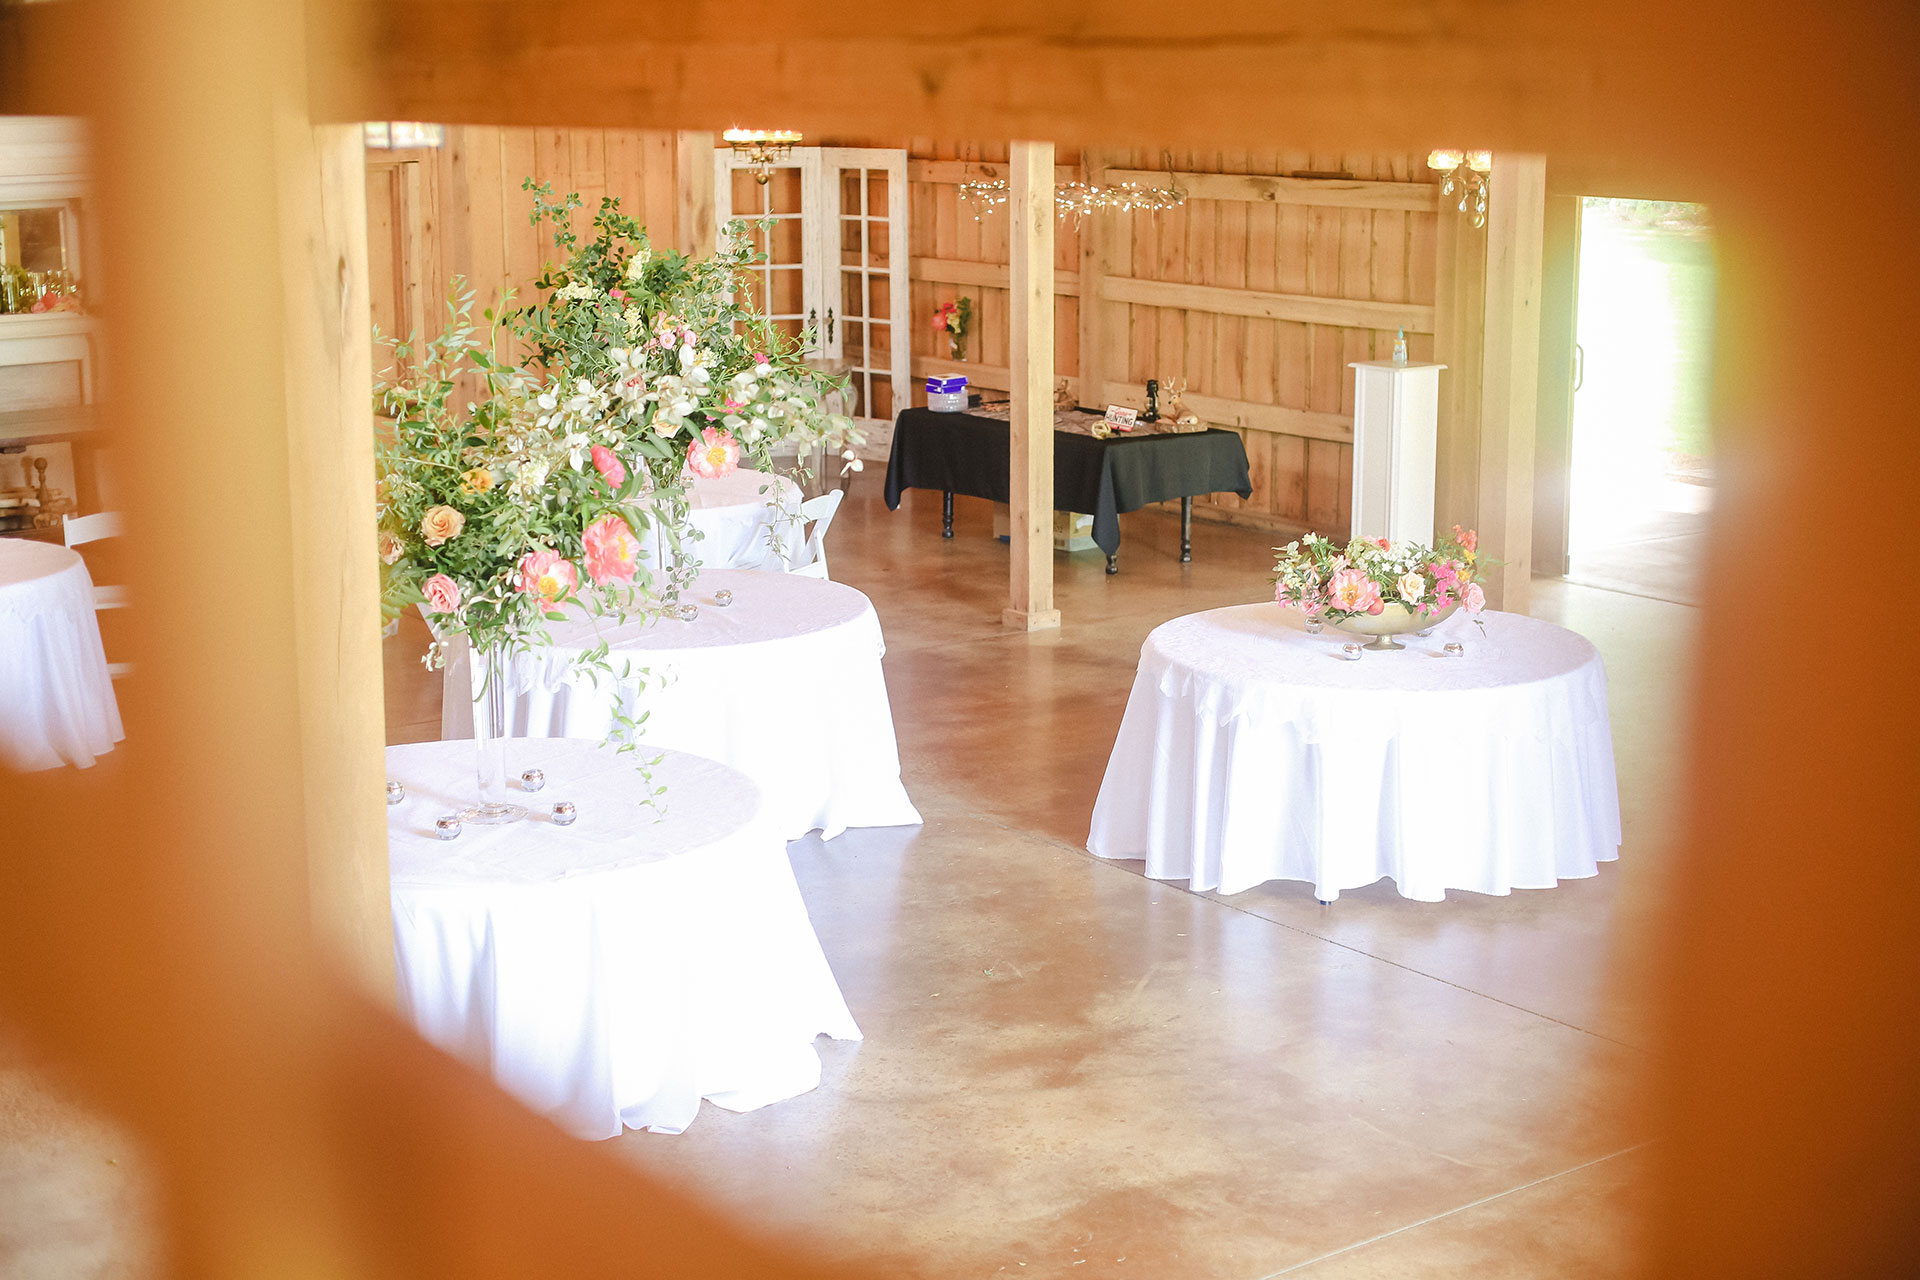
[827,308,835,343]
[1572,342,1585,393]
[808,307,817,332]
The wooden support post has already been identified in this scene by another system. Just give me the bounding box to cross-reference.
[1004,140,1060,631]
[274,107,395,998]
[1076,148,1111,419]
[1432,193,1487,541]
[675,130,717,255]
[1476,152,1546,613]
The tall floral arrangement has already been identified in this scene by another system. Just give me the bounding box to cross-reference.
[375,184,857,660]
[1273,526,1487,625]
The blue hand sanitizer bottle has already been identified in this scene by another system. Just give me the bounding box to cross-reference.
[1392,327,1408,365]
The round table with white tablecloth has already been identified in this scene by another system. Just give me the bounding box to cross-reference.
[1087,605,1620,902]
[0,538,123,771]
[682,468,804,571]
[386,737,861,1139]
[442,568,922,841]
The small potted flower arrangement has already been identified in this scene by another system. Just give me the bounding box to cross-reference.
[1273,526,1487,650]
[931,296,973,361]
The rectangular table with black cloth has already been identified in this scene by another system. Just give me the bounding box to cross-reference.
[883,407,1253,573]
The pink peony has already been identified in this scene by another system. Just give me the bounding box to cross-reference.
[687,426,742,479]
[1327,567,1384,615]
[590,444,627,491]
[421,573,461,614]
[1463,581,1487,615]
[516,549,579,605]
[581,512,643,585]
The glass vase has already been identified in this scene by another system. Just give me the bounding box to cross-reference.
[467,641,528,824]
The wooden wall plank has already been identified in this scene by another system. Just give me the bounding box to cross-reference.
[1098,277,1436,335]
[1108,168,1440,211]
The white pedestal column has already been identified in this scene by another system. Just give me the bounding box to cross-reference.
[1349,361,1445,545]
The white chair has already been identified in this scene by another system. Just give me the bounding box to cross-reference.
[786,489,843,580]
[63,511,130,678]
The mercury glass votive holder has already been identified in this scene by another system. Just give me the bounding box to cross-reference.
[1341,642,1363,661]
[1304,617,1323,634]
[551,801,578,826]
[714,588,734,607]
[1444,641,1465,657]
[520,768,545,792]
[434,815,463,840]
[386,781,405,806]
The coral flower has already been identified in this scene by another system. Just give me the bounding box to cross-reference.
[421,573,461,614]
[581,513,643,585]
[1327,567,1384,615]
[1453,524,1479,555]
[687,426,742,479]
[516,549,579,605]
[590,444,627,491]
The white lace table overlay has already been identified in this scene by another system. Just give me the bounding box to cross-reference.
[0,539,123,771]
[386,738,862,1139]
[1087,605,1621,901]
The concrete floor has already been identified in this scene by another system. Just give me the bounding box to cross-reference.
[590,477,1687,1278]
[1,472,1695,1278]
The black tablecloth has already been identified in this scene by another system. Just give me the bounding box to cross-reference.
[883,408,1252,556]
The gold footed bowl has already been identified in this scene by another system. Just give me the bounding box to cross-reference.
[1328,602,1459,650]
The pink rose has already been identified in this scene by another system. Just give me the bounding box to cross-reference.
[377,531,404,565]
[421,573,461,614]
[590,444,628,491]
[581,512,643,585]
[687,425,742,479]
[1327,567,1383,615]
[516,549,579,605]
[1463,581,1487,615]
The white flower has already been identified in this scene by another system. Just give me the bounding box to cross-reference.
[555,280,597,302]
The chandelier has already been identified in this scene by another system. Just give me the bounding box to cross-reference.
[723,128,803,184]
[959,174,1187,226]
[1426,150,1493,227]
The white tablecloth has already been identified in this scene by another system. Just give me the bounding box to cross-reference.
[386,737,861,1139]
[442,569,922,841]
[1088,606,1621,901]
[681,468,804,572]
[0,539,122,771]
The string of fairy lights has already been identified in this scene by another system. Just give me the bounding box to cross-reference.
[958,175,1188,226]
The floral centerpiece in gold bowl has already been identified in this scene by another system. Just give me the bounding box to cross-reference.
[1273,527,1486,650]
[376,184,856,821]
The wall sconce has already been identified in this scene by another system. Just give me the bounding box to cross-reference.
[723,129,803,184]
[1426,150,1492,227]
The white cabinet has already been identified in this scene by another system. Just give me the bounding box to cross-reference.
[1348,361,1444,545]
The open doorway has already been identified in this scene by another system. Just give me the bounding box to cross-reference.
[1562,197,1716,603]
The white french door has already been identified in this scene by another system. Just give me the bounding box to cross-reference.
[713,146,909,459]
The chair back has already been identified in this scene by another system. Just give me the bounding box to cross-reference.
[62,511,130,677]
[63,510,126,548]
[789,489,843,579]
